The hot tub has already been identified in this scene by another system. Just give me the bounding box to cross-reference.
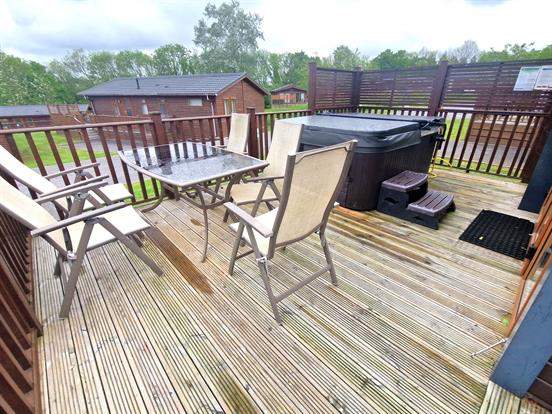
[285,114,442,211]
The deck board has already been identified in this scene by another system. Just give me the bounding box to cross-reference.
[34,169,549,413]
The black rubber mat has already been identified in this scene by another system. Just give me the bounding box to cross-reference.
[459,210,534,260]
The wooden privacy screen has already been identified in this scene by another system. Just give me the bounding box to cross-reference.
[441,60,552,111]
[509,187,552,334]
[359,66,438,108]
[308,60,552,180]
[0,209,42,413]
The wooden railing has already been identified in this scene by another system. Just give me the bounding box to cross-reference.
[0,108,330,207]
[0,209,42,413]
[355,106,550,178]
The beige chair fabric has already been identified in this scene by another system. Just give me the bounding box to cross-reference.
[0,176,160,318]
[228,120,303,206]
[226,140,356,323]
[0,145,131,211]
[225,113,250,154]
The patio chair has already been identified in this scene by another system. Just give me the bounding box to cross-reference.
[0,176,162,318]
[0,144,132,214]
[224,140,357,324]
[223,120,303,221]
[216,113,250,154]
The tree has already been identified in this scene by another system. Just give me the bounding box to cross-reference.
[329,45,364,69]
[87,51,118,82]
[193,0,263,73]
[446,40,480,64]
[115,50,154,77]
[153,44,194,75]
[479,43,552,62]
[0,51,60,105]
[280,52,311,89]
[372,49,415,69]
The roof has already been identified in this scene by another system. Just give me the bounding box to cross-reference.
[0,104,89,118]
[271,84,307,93]
[78,73,268,97]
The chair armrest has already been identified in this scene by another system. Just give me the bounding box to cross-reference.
[30,202,127,237]
[45,162,100,179]
[35,181,107,204]
[38,175,109,199]
[224,202,273,238]
[245,175,284,183]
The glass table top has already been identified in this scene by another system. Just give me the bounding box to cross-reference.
[119,142,268,187]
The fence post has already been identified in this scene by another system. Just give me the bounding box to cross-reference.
[428,60,449,116]
[149,111,176,198]
[352,66,362,111]
[308,62,317,115]
[247,107,259,158]
[150,111,168,145]
[521,115,552,183]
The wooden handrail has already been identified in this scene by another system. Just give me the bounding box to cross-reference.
[0,119,153,134]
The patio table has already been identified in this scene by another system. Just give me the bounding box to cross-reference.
[118,142,268,261]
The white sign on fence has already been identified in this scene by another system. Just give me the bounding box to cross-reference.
[534,66,552,90]
[514,67,541,91]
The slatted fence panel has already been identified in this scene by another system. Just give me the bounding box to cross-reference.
[441,60,552,111]
[359,66,437,108]
[315,68,355,108]
[0,209,42,414]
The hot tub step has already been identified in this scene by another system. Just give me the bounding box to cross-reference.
[407,190,454,216]
[377,170,429,212]
[405,190,455,229]
[381,170,428,192]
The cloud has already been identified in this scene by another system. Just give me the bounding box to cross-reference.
[0,0,550,63]
[0,0,202,61]
[257,0,552,58]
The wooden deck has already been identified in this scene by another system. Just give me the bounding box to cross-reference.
[34,169,549,413]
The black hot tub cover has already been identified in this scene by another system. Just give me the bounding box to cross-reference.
[284,115,422,153]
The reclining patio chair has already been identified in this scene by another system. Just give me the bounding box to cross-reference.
[223,120,303,221]
[0,176,162,318]
[0,144,132,215]
[216,113,250,154]
[224,140,356,324]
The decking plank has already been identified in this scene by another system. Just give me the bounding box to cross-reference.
[34,169,548,414]
[158,200,487,413]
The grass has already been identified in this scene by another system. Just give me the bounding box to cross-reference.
[265,103,308,112]
[13,131,111,169]
[129,178,158,202]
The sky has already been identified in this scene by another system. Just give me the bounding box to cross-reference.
[0,0,551,64]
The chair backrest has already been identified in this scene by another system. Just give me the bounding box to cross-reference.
[264,120,303,178]
[269,140,356,252]
[226,113,250,153]
[0,144,58,194]
[0,176,66,252]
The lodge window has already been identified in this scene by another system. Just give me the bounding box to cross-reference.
[160,99,167,115]
[141,99,148,115]
[188,98,203,107]
[224,98,237,114]
[113,99,121,116]
[124,98,132,116]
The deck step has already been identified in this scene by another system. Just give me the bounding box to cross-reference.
[407,190,454,217]
[382,170,428,192]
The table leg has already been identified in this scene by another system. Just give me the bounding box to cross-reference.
[194,185,210,262]
[141,181,165,213]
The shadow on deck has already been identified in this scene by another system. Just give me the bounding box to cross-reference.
[34,169,548,413]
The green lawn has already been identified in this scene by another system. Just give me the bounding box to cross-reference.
[13,131,110,168]
[129,178,158,202]
[265,103,308,112]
